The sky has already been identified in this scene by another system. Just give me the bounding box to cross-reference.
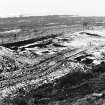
[0,0,105,17]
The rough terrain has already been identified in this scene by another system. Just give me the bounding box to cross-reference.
[0,16,105,105]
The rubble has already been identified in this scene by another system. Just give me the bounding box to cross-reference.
[0,29,105,105]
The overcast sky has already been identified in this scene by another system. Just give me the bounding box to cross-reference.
[0,0,105,17]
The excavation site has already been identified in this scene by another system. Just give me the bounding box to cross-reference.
[0,16,105,105]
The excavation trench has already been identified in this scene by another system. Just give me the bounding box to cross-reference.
[2,33,61,50]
